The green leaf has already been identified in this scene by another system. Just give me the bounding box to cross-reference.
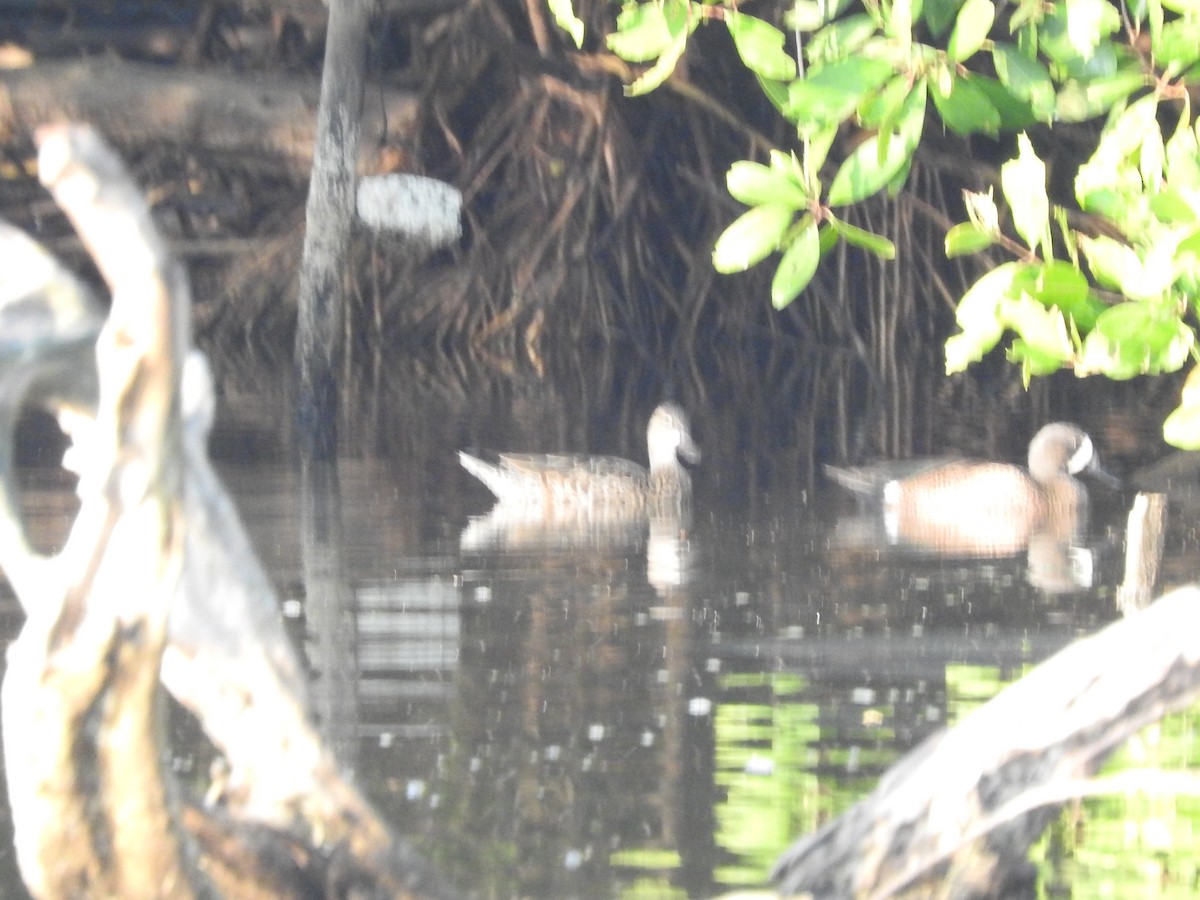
[828,215,897,257]
[1149,189,1199,224]
[1162,319,1195,370]
[1164,366,1200,448]
[945,332,992,372]
[1001,134,1050,255]
[1059,0,1122,60]
[1010,0,1044,31]
[1014,259,1105,328]
[947,0,995,61]
[626,33,687,95]
[859,75,913,130]
[945,261,1021,372]
[726,160,809,207]
[1140,116,1166,191]
[1145,0,1164,41]
[945,222,996,257]
[756,75,792,117]
[806,14,879,64]
[611,0,697,95]
[1076,187,1146,225]
[885,154,915,195]
[771,219,821,308]
[963,188,1000,232]
[991,44,1056,120]
[1156,18,1200,74]
[999,293,1073,361]
[827,80,925,205]
[787,0,859,31]
[1006,280,1087,380]
[827,134,911,206]
[1091,93,1162,166]
[785,57,895,132]
[1080,302,1194,377]
[1074,96,1159,221]
[1008,340,1071,377]
[931,73,1002,135]
[1100,302,1191,366]
[1077,233,1173,299]
[1054,68,1146,122]
[956,262,1020,329]
[1175,227,1200,259]
[1078,330,1140,379]
[713,204,795,272]
[886,0,914,51]
[1040,5,1121,82]
[1076,234,1139,291]
[802,127,837,184]
[922,0,962,37]
[608,3,674,62]
[971,75,1038,130]
[548,0,585,47]
[727,13,798,82]
[1163,399,1200,448]
[1174,232,1200,293]
[767,148,808,189]
[818,222,840,257]
[787,0,829,31]
[1166,113,1200,189]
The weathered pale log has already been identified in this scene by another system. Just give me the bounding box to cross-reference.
[0,125,454,898]
[0,222,103,599]
[771,585,1200,899]
[1117,492,1167,613]
[0,59,418,177]
[2,122,205,897]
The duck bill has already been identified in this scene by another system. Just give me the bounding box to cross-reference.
[1087,457,1122,489]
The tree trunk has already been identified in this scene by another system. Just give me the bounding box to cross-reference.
[293,0,373,461]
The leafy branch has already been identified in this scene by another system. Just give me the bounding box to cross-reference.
[560,0,1200,446]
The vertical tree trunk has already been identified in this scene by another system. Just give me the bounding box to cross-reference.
[294,0,373,461]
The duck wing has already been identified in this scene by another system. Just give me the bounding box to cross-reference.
[825,457,963,497]
[497,452,648,481]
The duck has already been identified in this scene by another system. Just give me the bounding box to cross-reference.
[825,422,1115,556]
[459,402,700,517]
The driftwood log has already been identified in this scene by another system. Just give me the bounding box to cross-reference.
[0,59,418,177]
[770,583,1200,899]
[0,125,454,897]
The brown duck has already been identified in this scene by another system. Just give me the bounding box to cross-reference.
[459,402,700,517]
[825,422,1116,556]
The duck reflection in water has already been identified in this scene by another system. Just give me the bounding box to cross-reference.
[458,403,700,589]
[825,422,1119,592]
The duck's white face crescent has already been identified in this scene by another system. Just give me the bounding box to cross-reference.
[650,406,700,465]
[1067,435,1094,475]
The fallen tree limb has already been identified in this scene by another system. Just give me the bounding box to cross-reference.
[0,59,418,176]
[0,125,454,898]
[771,584,1200,899]
[1,119,203,899]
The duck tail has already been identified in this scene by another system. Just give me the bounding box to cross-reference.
[458,451,505,500]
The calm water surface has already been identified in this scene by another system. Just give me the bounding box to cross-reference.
[1,352,1198,898]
